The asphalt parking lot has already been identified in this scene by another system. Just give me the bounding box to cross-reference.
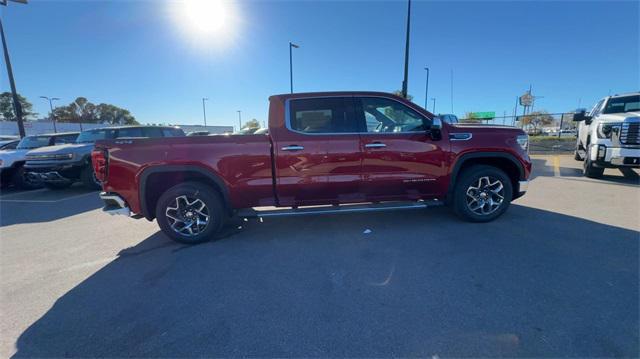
[1,154,638,357]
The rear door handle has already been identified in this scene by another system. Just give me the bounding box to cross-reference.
[281,145,304,151]
[365,143,387,148]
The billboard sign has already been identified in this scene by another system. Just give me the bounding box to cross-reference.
[519,92,534,106]
[470,111,496,119]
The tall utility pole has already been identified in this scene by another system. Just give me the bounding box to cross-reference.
[450,69,454,113]
[401,0,411,99]
[202,98,208,126]
[423,67,429,109]
[431,98,436,114]
[40,96,60,133]
[289,42,299,94]
[0,1,28,138]
[237,110,242,130]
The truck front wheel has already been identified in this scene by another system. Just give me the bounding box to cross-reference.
[452,165,513,222]
[155,181,225,244]
[583,145,604,178]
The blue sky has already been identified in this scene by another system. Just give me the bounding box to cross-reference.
[1,0,638,128]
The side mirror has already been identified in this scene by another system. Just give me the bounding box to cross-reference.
[572,108,591,123]
[431,117,443,130]
[429,117,442,140]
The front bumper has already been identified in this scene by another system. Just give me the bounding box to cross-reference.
[590,146,640,168]
[24,160,86,183]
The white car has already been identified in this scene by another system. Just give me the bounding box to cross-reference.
[573,92,640,177]
[0,132,79,189]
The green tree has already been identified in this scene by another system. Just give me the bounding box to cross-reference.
[0,92,37,121]
[462,112,482,123]
[520,110,554,134]
[95,103,138,125]
[243,118,260,129]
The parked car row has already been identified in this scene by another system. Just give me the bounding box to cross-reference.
[0,125,185,190]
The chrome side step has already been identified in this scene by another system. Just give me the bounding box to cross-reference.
[237,200,443,218]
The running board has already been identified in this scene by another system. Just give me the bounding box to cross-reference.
[237,200,443,218]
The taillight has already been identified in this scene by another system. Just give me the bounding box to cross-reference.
[91,149,108,183]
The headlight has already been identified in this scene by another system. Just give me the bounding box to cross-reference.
[516,134,529,152]
[597,123,622,139]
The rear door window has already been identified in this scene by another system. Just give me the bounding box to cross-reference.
[161,128,185,137]
[142,127,164,138]
[54,134,79,144]
[289,97,358,134]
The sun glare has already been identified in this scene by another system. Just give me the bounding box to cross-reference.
[170,0,239,47]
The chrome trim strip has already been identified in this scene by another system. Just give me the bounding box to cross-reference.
[364,143,387,148]
[518,180,529,193]
[241,200,442,218]
[281,145,304,151]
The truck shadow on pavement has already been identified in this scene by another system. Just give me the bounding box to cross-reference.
[0,187,102,227]
[12,205,639,358]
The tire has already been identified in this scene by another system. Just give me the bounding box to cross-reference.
[80,165,102,190]
[44,181,73,190]
[583,145,604,178]
[11,167,43,190]
[155,181,226,244]
[452,165,513,222]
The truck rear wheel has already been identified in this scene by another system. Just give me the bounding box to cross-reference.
[155,181,225,244]
[452,165,513,222]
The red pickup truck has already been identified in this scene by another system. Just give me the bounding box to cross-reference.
[93,92,531,244]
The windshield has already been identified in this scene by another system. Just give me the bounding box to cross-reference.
[75,129,115,143]
[603,95,640,114]
[16,136,51,149]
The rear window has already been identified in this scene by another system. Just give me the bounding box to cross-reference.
[116,128,144,138]
[54,134,79,144]
[162,128,186,137]
[76,129,116,143]
[289,98,357,134]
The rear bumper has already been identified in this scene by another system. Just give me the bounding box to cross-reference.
[100,192,134,217]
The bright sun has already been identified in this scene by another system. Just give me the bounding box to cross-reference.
[170,0,239,47]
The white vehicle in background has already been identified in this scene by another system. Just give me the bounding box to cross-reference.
[0,132,79,189]
[573,92,640,177]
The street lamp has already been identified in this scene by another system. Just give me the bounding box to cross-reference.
[424,67,429,109]
[289,42,299,94]
[1,0,28,138]
[202,98,208,126]
[237,110,242,131]
[40,96,60,133]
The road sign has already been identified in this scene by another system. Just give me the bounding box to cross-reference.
[520,92,533,106]
[470,111,496,119]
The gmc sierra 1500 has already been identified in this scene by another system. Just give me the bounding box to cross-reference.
[94,92,532,244]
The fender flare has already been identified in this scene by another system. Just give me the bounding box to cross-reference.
[138,165,231,219]
[447,151,525,198]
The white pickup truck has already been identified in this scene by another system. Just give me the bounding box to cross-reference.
[573,92,640,177]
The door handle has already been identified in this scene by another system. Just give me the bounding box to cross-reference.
[281,145,304,151]
[365,143,387,148]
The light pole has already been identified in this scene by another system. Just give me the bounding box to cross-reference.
[1,0,28,138]
[424,67,429,109]
[237,110,242,131]
[289,42,299,94]
[40,96,60,133]
[401,0,411,99]
[202,98,208,126]
[431,98,436,114]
